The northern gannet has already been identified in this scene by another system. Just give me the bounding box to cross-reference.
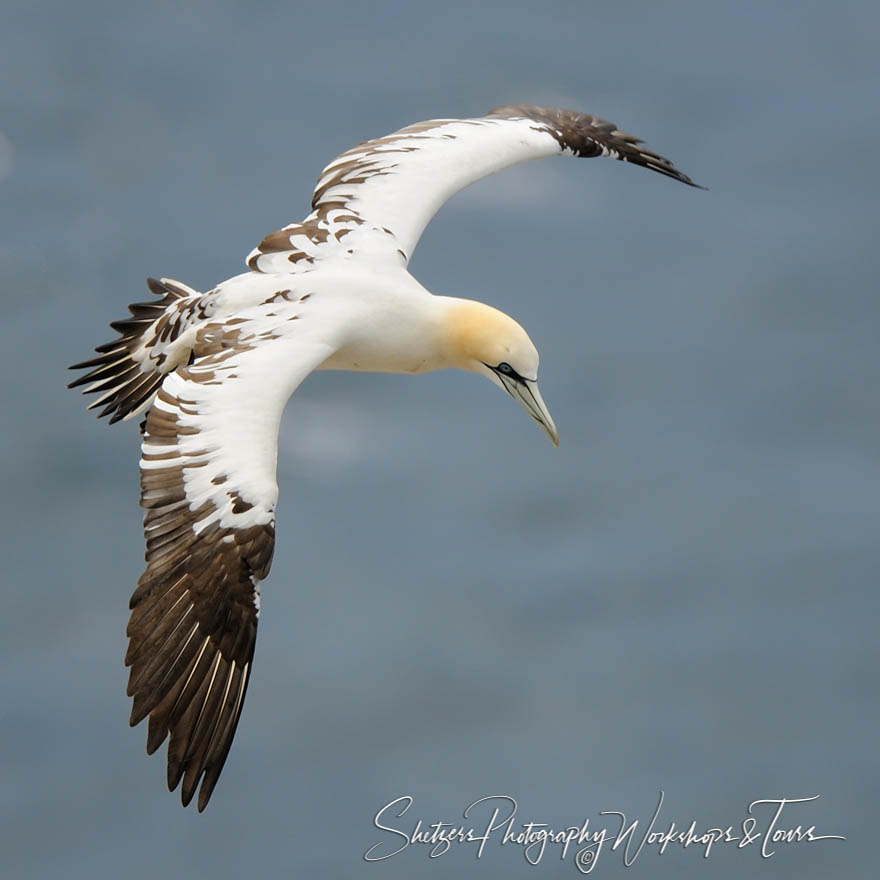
[69,104,700,810]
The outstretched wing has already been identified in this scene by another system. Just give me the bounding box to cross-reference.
[247,103,701,272]
[125,307,338,810]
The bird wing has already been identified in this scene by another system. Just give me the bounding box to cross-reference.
[247,103,700,273]
[125,305,339,810]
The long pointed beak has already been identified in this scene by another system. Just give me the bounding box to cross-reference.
[507,378,559,446]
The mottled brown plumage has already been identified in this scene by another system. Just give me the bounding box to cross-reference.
[68,277,208,423]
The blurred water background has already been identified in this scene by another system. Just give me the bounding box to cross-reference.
[1,1,876,877]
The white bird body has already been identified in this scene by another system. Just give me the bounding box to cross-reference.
[70,103,699,810]
[306,269,446,375]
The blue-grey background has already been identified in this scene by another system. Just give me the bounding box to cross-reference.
[1,0,875,876]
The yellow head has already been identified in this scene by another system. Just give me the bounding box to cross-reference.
[441,299,558,445]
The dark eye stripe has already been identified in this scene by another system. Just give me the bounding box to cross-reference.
[491,361,529,384]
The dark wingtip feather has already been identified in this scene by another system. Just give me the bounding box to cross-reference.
[488,103,704,191]
[69,277,200,423]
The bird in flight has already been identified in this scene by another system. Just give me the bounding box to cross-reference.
[69,104,700,811]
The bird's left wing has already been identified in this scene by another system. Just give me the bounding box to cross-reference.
[247,103,701,273]
[125,308,339,810]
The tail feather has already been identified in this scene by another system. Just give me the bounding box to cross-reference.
[69,277,204,424]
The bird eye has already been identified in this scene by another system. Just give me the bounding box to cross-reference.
[497,362,513,374]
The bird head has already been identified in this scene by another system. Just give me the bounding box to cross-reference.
[442,299,558,446]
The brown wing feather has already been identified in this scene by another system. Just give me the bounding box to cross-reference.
[487,104,703,188]
[68,277,205,423]
[126,386,273,811]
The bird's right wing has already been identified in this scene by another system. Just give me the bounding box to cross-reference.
[125,304,340,811]
[247,104,701,273]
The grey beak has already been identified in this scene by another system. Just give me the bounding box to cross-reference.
[499,375,559,446]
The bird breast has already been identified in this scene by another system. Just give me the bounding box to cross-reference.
[316,281,445,376]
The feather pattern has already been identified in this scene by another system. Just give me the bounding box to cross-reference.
[68,277,211,423]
